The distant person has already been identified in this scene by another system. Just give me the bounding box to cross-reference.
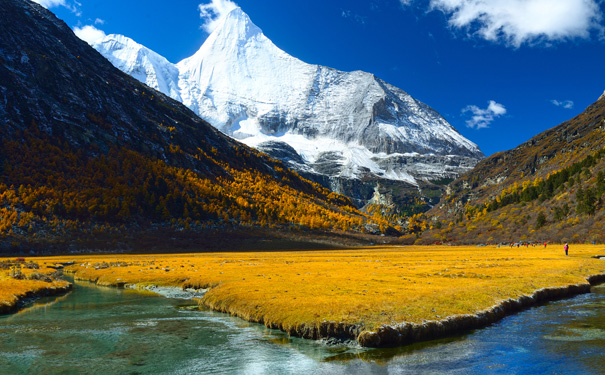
[564,243,569,256]
[544,242,547,248]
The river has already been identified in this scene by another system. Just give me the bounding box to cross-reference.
[0,279,603,374]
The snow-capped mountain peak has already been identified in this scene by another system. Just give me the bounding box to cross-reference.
[176,7,314,129]
[213,7,263,43]
[92,7,484,187]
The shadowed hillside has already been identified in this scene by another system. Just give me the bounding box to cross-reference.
[0,0,396,253]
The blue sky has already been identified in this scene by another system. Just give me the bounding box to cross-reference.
[38,0,605,156]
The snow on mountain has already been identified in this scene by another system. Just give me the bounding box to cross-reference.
[92,7,484,185]
[93,34,181,102]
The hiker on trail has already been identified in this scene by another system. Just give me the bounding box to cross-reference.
[564,243,569,256]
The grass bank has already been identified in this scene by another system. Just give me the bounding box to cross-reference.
[2,245,604,346]
[0,260,72,314]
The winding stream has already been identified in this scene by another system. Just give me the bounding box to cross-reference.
[0,279,603,374]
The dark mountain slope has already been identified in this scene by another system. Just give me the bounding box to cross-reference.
[0,0,393,252]
[418,94,605,244]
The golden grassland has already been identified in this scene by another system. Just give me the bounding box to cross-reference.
[1,245,604,344]
[0,262,71,314]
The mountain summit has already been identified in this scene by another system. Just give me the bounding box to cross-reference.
[92,7,484,211]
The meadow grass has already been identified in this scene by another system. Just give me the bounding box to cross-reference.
[2,245,604,340]
[0,261,71,313]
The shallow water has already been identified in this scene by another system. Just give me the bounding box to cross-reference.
[0,280,603,374]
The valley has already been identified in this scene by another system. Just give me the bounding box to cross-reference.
[1,0,605,372]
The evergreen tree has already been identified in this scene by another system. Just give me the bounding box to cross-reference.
[535,212,546,229]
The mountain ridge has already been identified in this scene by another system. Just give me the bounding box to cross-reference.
[0,0,395,253]
[91,7,483,191]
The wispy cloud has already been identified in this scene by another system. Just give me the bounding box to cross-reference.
[463,100,506,129]
[198,0,239,34]
[94,18,105,26]
[73,25,106,45]
[401,0,603,47]
[32,0,66,7]
[551,99,574,109]
[341,10,368,25]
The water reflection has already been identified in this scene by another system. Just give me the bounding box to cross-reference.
[10,291,72,317]
[323,335,466,364]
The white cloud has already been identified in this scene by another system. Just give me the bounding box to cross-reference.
[401,0,603,46]
[198,0,239,34]
[487,100,506,115]
[551,99,574,109]
[32,0,81,16]
[429,0,603,47]
[94,18,105,25]
[73,25,106,45]
[463,100,506,129]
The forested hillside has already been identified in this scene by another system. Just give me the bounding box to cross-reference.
[417,94,605,244]
[0,0,394,252]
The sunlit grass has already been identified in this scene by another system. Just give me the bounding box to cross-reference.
[0,261,71,313]
[2,245,604,334]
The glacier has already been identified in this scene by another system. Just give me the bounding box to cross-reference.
[91,7,483,188]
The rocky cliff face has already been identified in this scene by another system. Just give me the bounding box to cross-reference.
[90,6,484,210]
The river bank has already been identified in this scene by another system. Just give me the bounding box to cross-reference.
[0,281,72,315]
[2,273,603,374]
[2,245,604,347]
[0,260,72,315]
[197,272,605,347]
[358,274,605,347]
